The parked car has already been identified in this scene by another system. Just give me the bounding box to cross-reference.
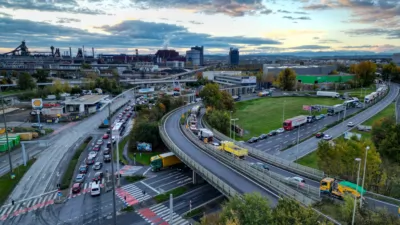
[268,130,277,136]
[323,134,332,140]
[72,183,82,194]
[247,137,259,143]
[276,128,285,133]
[258,134,268,140]
[315,132,324,138]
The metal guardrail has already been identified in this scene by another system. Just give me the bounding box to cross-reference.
[202,119,325,180]
[181,124,317,206]
[159,108,242,199]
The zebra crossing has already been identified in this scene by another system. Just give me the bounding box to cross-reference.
[68,178,106,198]
[137,204,189,225]
[115,184,152,206]
[0,192,57,221]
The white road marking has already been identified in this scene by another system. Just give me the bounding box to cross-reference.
[142,167,151,176]
[140,181,160,194]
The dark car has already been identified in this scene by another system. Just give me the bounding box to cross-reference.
[247,137,259,143]
[315,132,324,138]
[72,183,82,194]
[79,165,89,174]
[268,130,277,136]
[106,129,111,134]
[103,154,111,163]
[93,172,104,182]
[107,140,116,148]
[86,157,95,165]
[103,148,110,155]
[258,134,268,140]
[93,145,101,151]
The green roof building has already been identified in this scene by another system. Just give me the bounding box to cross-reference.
[297,75,355,84]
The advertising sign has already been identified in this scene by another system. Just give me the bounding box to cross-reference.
[31,98,43,109]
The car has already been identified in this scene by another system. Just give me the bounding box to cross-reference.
[118,115,122,119]
[285,176,306,184]
[93,172,104,182]
[92,145,101,151]
[88,151,97,158]
[31,123,43,129]
[91,182,101,196]
[315,115,322,120]
[86,157,95,165]
[122,111,126,115]
[347,122,355,127]
[103,148,110,155]
[79,165,88,174]
[96,139,103,145]
[107,140,116,148]
[276,128,285,133]
[212,142,220,146]
[103,154,111,162]
[106,129,111,134]
[319,114,326,118]
[72,183,82,194]
[268,130,277,136]
[315,132,324,138]
[103,134,109,139]
[247,137,259,143]
[258,134,268,140]
[126,113,131,118]
[250,162,269,171]
[75,174,85,183]
[323,134,332,140]
[93,162,103,170]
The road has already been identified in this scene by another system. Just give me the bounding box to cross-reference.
[164,103,281,206]
[5,91,133,205]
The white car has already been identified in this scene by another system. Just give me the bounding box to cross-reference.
[323,134,332,140]
[88,151,97,158]
[212,142,220,146]
[347,122,355,127]
[285,176,306,184]
[276,128,285,133]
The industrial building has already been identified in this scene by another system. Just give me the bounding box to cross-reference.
[393,53,400,66]
[296,75,355,84]
[229,48,239,65]
[203,71,256,87]
[262,65,337,76]
[64,95,110,114]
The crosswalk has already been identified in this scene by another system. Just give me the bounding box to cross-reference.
[137,204,189,225]
[119,165,143,175]
[115,184,152,206]
[68,178,106,198]
[0,192,57,221]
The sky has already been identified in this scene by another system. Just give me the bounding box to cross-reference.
[0,0,399,56]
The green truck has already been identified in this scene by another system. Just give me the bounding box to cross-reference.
[150,152,182,172]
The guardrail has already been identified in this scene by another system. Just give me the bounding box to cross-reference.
[202,119,325,180]
[159,108,242,199]
[181,123,317,206]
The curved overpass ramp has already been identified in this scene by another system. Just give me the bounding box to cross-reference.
[160,105,280,206]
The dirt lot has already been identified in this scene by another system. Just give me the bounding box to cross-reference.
[0,108,31,123]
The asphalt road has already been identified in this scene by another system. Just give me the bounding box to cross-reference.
[164,103,281,206]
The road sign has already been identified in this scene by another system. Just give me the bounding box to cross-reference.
[103,119,109,125]
[57,192,62,197]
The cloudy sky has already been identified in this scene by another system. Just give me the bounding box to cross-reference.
[0,0,399,56]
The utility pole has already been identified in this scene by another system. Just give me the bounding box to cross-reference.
[108,103,118,225]
[229,111,232,139]
[1,96,13,178]
[169,194,174,224]
[282,100,286,123]
[296,125,300,154]
[360,146,370,208]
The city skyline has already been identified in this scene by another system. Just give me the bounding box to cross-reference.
[0,0,399,56]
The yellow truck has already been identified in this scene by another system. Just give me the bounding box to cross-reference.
[320,177,366,199]
[217,141,248,159]
[150,152,182,172]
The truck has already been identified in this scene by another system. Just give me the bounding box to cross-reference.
[306,115,316,123]
[320,177,366,199]
[198,128,213,143]
[150,152,182,172]
[327,104,345,116]
[364,94,374,103]
[316,91,340,98]
[217,141,248,159]
[190,105,200,117]
[283,115,308,131]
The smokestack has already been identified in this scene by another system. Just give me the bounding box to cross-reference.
[136,49,139,62]
[69,47,72,57]
[82,45,85,59]
[92,47,94,57]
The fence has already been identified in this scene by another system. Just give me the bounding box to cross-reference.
[202,119,325,180]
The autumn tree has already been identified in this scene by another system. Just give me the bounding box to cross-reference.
[354,61,377,87]
[276,68,296,91]
[271,198,321,225]
[371,116,400,164]
[206,110,230,134]
[220,91,235,112]
[17,72,36,90]
[200,83,222,109]
[382,62,399,81]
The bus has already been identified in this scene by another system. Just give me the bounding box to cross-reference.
[112,122,125,135]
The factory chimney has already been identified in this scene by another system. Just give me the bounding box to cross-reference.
[82,45,85,60]
[136,49,139,62]
[92,47,94,58]
[69,47,72,57]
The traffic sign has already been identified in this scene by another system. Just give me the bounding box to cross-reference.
[58,192,62,197]
[103,119,109,125]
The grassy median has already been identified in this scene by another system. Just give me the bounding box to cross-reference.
[0,159,36,205]
[60,136,92,190]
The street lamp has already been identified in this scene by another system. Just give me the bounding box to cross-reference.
[108,103,118,225]
[282,100,286,123]
[296,125,301,154]
[360,146,370,208]
[229,111,233,139]
[352,158,362,225]
[231,118,239,140]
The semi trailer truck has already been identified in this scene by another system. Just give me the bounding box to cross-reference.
[327,104,345,115]
[198,128,213,143]
[150,152,182,172]
[217,141,248,159]
[283,115,308,131]
[316,91,340,98]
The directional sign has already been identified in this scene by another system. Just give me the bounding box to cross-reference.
[58,192,62,197]
[103,119,109,125]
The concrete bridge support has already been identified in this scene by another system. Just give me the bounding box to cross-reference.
[192,170,205,185]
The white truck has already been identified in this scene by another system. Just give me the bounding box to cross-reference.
[198,128,213,142]
[283,115,308,131]
[327,104,345,115]
[316,91,340,98]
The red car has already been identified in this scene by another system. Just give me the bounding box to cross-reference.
[72,183,82,194]
[126,114,131,118]
[103,134,109,139]
[93,145,101,151]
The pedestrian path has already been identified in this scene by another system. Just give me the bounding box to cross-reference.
[119,165,143,176]
[137,204,189,225]
[0,191,57,221]
[115,183,152,206]
[68,178,106,199]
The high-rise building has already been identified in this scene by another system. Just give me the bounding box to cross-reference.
[393,53,400,66]
[186,49,201,66]
[191,46,204,66]
[229,48,239,65]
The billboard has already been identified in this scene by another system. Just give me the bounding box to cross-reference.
[241,76,256,84]
[31,99,43,110]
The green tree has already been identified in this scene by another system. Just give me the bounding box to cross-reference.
[62,82,71,93]
[206,110,230,134]
[32,69,49,83]
[17,72,36,90]
[129,119,161,148]
[371,116,400,163]
[272,198,321,225]
[51,80,63,94]
[382,62,398,81]
[354,61,377,87]
[200,83,222,109]
[276,68,296,91]
[220,91,235,112]
[81,63,92,69]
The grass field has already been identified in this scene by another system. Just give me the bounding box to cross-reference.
[337,85,376,98]
[234,97,343,140]
[128,151,160,165]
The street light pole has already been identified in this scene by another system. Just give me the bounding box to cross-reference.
[108,103,118,225]
[282,100,286,123]
[360,146,370,208]
[1,96,13,178]
[229,111,232,139]
[296,125,300,154]
[352,158,361,225]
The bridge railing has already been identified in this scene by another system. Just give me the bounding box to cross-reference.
[159,108,242,199]
[202,119,325,181]
[181,123,317,206]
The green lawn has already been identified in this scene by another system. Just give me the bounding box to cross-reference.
[337,86,376,98]
[234,97,343,139]
[295,152,319,169]
[128,152,160,165]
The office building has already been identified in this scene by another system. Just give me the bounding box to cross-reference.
[203,71,256,87]
[229,48,239,65]
[186,49,201,66]
[191,46,204,66]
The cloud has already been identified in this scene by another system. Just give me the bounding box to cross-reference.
[278,9,291,13]
[343,28,400,39]
[0,11,11,17]
[302,4,331,10]
[342,45,378,49]
[282,16,311,20]
[0,18,282,53]
[291,45,331,49]
[56,18,81,24]
[260,9,273,14]
[313,37,320,39]
[0,0,107,15]
[188,20,203,25]
[128,0,269,17]
[318,39,342,44]
[294,11,309,14]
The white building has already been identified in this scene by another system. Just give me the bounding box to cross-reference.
[165,61,185,69]
[203,71,256,86]
[186,49,201,66]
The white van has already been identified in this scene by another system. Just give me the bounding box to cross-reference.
[90,182,101,196]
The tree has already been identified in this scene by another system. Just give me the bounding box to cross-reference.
[220,91,235,112]
[200,83,222,109]
[51,80,63,94]
[206,110,230,134]
[32,69,49,83]
[328,70,339,75]
[17,72,36,90]
[354,61,377,87]
[129,119,161,148]
[62,82,71,93]
[276,68,296,91]
[272,198,321,225]
[382,62,398,81]
[81,63,92,69]
[371,116,400,164]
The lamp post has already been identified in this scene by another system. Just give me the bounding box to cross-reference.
[229,111,233,139]
[231,118,239,140]
[282,100,286,123]
[360,146,370,208]
[296,125,301,154]
[352,158,362,225]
